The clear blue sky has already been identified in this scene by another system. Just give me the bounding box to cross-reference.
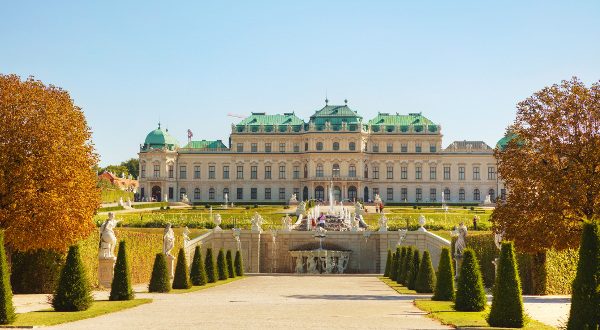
[2,1,599,166]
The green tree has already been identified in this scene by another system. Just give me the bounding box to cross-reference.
[205,248,217,283]
[109,241,134,301]
[51,245,93,311]
[189,246,207,286]
[234,250,244,276]
[384,249,392,277]
[100,165,129,178]
[401,246,414,285]
[433,247,455,301]
[389,251,398,281]
[120,158,139,179]
[416,250,436,294]
[0,232,15,324]
[408,249,421,290]
[226,250,235,278]
[148,253,171,293]
[567,221,600,329]
[172,248,191,289]
[396,247,407,285]
[217,249,229,280]
[455,249,486,312]
[487,241,524,328]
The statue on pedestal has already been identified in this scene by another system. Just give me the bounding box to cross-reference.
[251,212,263,232]
[452,222,468,257]
[163,223,175,258]
[281,215,292,232]
[378,213,388,232]
[289,193,298,204]
[99,212,120,259]
[213,214,223,231]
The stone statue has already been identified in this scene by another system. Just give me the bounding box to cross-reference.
[213,214,222,231]
[326,256,336,273]
[289,193,297,203]
[494,231,504,250]
[378,213,388,232]
[118,197,124,207]
[99,212,120,259]
[484,194,492,205]
[282,215,292,232]
[164,193,168,202]
[251,212,263,232]
[296,201,306,218]
[351,217,359,232]
[295,257,304,273]
[181,194,190,203]
[336,254,349,274]
[163,223,175,257]
[354,201,365,217]
[452,222,468,256]
[183,226,191,244]
[307,257,318,274]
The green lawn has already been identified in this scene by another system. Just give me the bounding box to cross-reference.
[12,299,152,327]
[170,276,245,294]
[378,276,417,294]
[414,300,555,330]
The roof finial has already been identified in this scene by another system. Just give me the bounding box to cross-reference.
[325,89,328,105]
[158,121,161,129]
[344,99,348,105]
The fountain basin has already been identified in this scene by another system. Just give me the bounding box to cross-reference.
[290,249,352,274]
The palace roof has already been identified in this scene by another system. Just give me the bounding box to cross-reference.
[142,124,179,150]
[367,112,439,133]
[445,140,493,152]
[182,140,228,150]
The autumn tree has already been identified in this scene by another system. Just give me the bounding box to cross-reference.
[0,74,100,252]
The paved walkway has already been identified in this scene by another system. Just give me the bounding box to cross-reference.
[50,276,450,330]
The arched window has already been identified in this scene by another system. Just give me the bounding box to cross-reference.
[474,188,480,201]
[179,188,186,199]
[333,142,340,151]
[209,188,215,200]
[223,188,229,200]
[459,188,465,201]
[332,164,340,177]
[349,142,356,151]
[443,188,450,201]
[348,186,357,201]
[488,189,495,201]
[315,186,325,200]
[316,164,324,177]
[316,142,323,151]
[349,165,356,177]
[194,188,201,200]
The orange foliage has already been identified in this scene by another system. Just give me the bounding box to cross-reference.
[0,74,100,252]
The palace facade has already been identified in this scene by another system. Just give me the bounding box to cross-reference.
[138,102,505,204]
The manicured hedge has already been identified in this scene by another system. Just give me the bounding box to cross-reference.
[101,189,134,203]
[384,249,392,277]
[455,249,486,312]
[216,249,229,280]
[487,242,524,328]
[226,250,235,278]
[172,248,191,289]
[0,232,15,324]
[415,250,436,294]
[432,247,454,301]
[148,253,170,293]
[190,246,207,286]
[52,245,93,311]
[234,250,244,276]
[109,241,134,301]
[98,205,125,213]
[132,202,168,209]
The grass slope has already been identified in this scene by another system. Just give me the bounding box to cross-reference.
[170,276,245,294]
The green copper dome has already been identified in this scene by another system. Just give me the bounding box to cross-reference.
[143,123,179,149]
[496,132,518,151]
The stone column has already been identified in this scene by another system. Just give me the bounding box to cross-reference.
[98,257,116,288]
[166,255,176,279]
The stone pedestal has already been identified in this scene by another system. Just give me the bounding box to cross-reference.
[454,255,463,279]
[98,257,116,288]
[166,254,175,279]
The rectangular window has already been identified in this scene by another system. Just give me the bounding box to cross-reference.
[430,144,436,153]
[265,166,272,179]
[459,166,465,180]
[194,189,201,200]
[251,143,257,152]
[236,143,243,152]
[293,143,300,152]
[179,166,187,179]
[251,166,257,179]
[293,166,300,179]
[236,165,243,179]
[430,188,437,201]
[430,166,437,180]
[401,188,407,201]
[166,165,171,178]
[386,165,393,179]
[401,144,407,153]
[265,188,271,200]
[236,188,243,200]
[488,167,496,180]
[387,143,393,153]
[279,143,285,153]
[372,188,379,198]
[401,166,408,179]
[279,188,286,200]
[349,166,356,177]
[265,143,271,153]
[194,166,201,179]
[416,188,422,202]
[444,166,450,180]
[386,188,393,201]
[251,188,257,200]
[373,166,379,179]
[416,166,422,180]
[279,165,286,179]
[473,167,480,180]
[316,166,323,177]
[141,165,146,178]
[415,143,422,153]
[372,144,379,153]
[209,166,215,179]
[223,166,229,179]
[459,189,465,201]
[168,187,173,200]
[208,189,214,200]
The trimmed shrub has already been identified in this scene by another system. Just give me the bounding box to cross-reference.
[408,249,421,290]
[226,250,235,278]
[401,246,414,285]
[395,247,403,284]
[397,247,407,285]
[148,253,171,293]
[433,247,455,301]
[172,248,191,289]
[384,249,392,277]
[109,241,134,301]
[235,250,244,276]
[488,241,524,328]
[0,232,15,324]
[389,251,398,281]
[52,245,93,311]
[567,221,600,330]
[10,249,63,294]
[190,246,207,286]
[416,250,436,294]
[217,249,229,280]
[455,249,486,312]
[205,248,217,283]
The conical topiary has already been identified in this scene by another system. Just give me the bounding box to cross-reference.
[384,249,392,277]
[217,249,229,280]
[401,246,414,285]
[567,221,600,330]
[51,245,93,311]
[109,241,134,300]
[172,248,191,289]
[487,241,524,328]
[455,249,486,311]
[389,251,398,281]
[226,250,235,278]
[148,253,171,293]
[205,248,217,283]
[408,249,421,290]
[433,247,455,301]
[234,250,244,276]
[396,247,407,285]
[190,246,207,286]
[416,250,436,294]
[0,232,15,324]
